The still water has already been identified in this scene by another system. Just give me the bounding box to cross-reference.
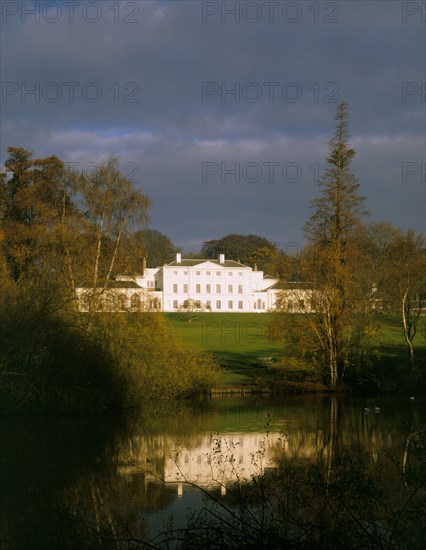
[1,394,424,549]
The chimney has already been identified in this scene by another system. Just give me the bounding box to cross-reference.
[143,257,147,273]
[219,254,225,264]
[176,252,182,263]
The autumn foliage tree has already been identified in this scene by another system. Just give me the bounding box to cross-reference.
[295,103,368,386]
[379,228,425,368]
[67,157,151,312]
[0,149,151,308]
[0,148,218,412]
[0,147,73,283]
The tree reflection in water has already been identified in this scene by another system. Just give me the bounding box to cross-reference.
[0,395,425,549]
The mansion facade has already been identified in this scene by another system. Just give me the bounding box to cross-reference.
[77,253,313,313]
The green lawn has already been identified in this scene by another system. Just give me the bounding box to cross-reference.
[165,313,284,387]
[378,316,426,345]
[165,312,426,389]
[374,315,426,370]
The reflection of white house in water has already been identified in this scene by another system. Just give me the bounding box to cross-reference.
[117,431,326,496]
[163,432,285,490]
[77,253,314,313]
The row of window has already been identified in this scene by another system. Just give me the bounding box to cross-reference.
[181,452,245,465]
[172,270,243,277]
[82,293,161,311]
[173,284,244,294]
[173,300,245,310]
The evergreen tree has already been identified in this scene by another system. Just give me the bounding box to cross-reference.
[303,102,368,386]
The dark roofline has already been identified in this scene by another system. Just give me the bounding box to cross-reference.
[165,258,250,268]
[77,280,142,289]
[270,281,313,290]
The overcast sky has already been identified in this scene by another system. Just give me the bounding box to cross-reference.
[1,0,425,252]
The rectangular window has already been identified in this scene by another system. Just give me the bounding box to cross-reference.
[173,300,178,309]
[216,300,221,309]
[173,271,178,275]
[183,284,188,293]
[238,301,243,310]
[206,284,211,293]
[216,284,221,293]
[228,300,233,309]
[206,271,210,276]
[173,284,178,293]
[238,272,242,276]
[287,300,293,311]
[228,272,233,276]
[196,271,201,276]
[238,284,243,294]
[228,284,233,293]
[206,300,211,309]
[299,299,305,309]
[216,271,221,276]
[196,284,201,293]
[195,300,201,308]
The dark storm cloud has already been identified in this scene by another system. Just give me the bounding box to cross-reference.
[1,0,424,251]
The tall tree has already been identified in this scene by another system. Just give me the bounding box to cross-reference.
[0,147,73,282]
[302,102,368,386]
[382,229,424,367]
[392,233,425,369]
[358,222,425,368]
[72,156,151,310]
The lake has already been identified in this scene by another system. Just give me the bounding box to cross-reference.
[1,393,425,549]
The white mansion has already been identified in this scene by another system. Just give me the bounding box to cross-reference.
[77,253,313,313]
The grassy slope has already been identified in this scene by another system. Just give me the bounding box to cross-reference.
[165,313,283,387]
[374,316,426,375]
[165,313,426,389]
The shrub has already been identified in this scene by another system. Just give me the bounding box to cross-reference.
[0,295,218,413]
[269,356,321,383]
[96,313,219,405]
